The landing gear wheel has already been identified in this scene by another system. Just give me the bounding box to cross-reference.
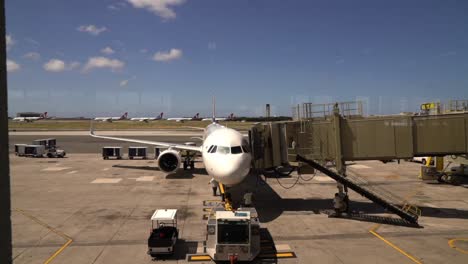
[183,161,188,170]
[190,160,195,170]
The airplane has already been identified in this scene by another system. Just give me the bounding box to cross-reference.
[94,112,128,122]
[13,112,48,122]
[130,112,164,122]
[167,113,200,122]
[90,105,251,187]
[202,113,234,122]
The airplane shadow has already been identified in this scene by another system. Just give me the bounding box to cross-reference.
[112,164,208,179]
[225,172,468,226]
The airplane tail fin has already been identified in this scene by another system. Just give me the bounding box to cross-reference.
[122,112,128,119]
[41,112,48,118]
[194,113,199,119]
[159,112,164,119]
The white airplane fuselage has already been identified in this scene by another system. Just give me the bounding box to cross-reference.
[201,123,251,186]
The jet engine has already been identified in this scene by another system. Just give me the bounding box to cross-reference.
[157,149,181,173]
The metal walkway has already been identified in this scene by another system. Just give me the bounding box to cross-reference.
[296,155,419,224]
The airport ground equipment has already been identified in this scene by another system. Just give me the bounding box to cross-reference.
[128,146,147,159]
[154,147,165,159]
[22,145,45,157]
[32,138,56,149]
[250,107,468,223]
[102,146,122,160]
[46,148,66,158]
[32,138,66,158]
[182,142,196,170]
[205,207,261,262]
[14,144,27,156]
[297,155,419,223]
[147,209,178,259]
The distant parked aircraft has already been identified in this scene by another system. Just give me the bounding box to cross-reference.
[167,113,200,122]
[94,112,128,122]
[202,113,234,121]
[13,112,48,122]
[130,112,164,122]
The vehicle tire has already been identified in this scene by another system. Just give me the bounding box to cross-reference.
[421,159,426,165]
[47,153,53,158]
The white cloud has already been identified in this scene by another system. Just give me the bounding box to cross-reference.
[7,59,20,72]
[6,35,14,50]
[77,25,108,36]
[83,56,125,72]
[23,52,41,60]
[108,2,127,10]
[43,59,80,72]
[152,48,182,62]
[127,0,185,19]
[43,59,66,72]
[101,46,115,55]
[120,79,129,87]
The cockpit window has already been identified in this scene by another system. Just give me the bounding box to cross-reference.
[207,145,214,153]
[241,144,250,153]
[217,146,230,154]
[231,146,242,154]
[209,145,217,153]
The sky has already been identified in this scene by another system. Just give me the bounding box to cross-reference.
[5,0,468,117]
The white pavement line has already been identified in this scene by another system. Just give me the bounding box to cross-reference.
[91,178,122,184]
[102,168,110,171]
[66,170,78,175]
[136,176,155,182]
[42,167,72,172]
[349,164,371,169]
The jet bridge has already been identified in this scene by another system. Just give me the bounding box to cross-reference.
[249,109,468,223]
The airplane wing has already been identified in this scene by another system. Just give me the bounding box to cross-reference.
[90,129,202,152]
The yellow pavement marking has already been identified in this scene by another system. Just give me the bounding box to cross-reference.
[368,187,423,264]
[448,238,468,254]
[14,209,73,264]
[258,252,296,258]
[189,255,211,261]
[369,225,422,264]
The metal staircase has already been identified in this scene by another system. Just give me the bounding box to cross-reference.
[296,155,420,224]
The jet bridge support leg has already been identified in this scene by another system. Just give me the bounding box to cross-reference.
[332,104,349,215]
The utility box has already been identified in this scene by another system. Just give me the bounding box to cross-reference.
[32,138,57,149]
[128,146,147,159]
[24,145,46,157]
[14,144,28,156]
[102,146,123,160]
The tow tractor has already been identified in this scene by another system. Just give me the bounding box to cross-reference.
[147,209,179,259]
[206,207,261,262]
[204,183,261,263]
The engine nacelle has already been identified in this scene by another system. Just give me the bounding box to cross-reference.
[157,149,181,173]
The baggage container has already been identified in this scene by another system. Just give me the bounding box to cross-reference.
[102,146,123,160]
[24,145,46,157]
[129,146,147,159]
[32,138,56,149]
[14,144,28,156]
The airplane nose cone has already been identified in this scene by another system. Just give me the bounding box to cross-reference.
[209,155,251,186]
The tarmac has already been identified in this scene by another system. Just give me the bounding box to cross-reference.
[9,131,468,263]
